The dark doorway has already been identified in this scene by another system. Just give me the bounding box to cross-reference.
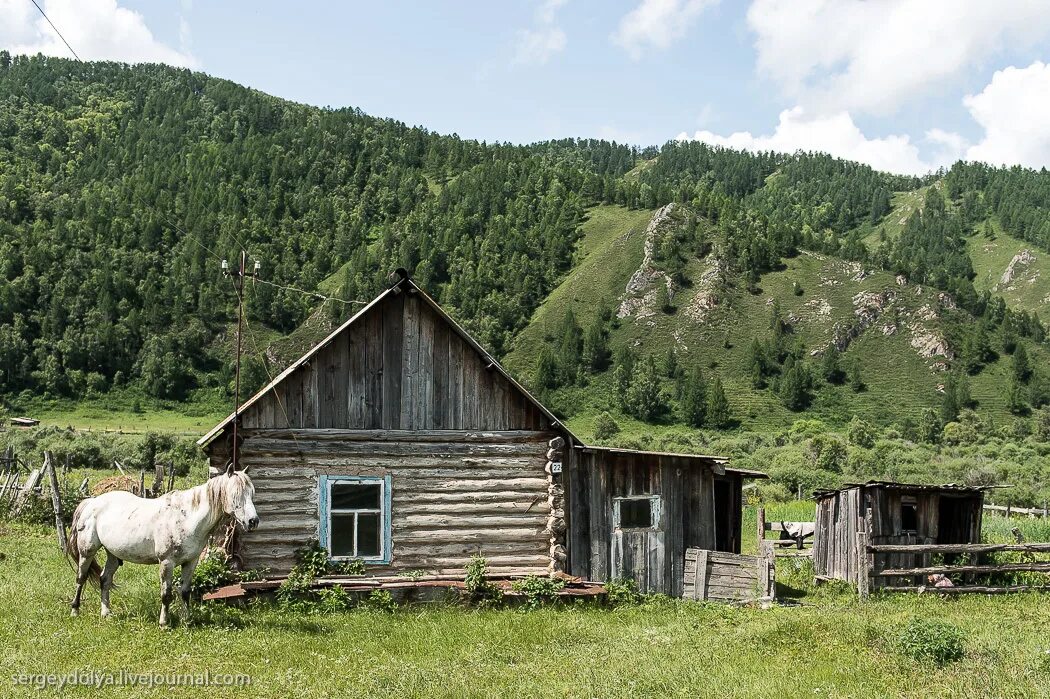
[714,479,736,552]
[937,496,974,545]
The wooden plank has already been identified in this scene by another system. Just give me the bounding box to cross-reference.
[873,562,1050,576]
[868,542,1050,554]
[695,549,708,600]
[381,292,404,429]
[239,428,556,443]
[879,585,1050,594]
[400,294,420,430]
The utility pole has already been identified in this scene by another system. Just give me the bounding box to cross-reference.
[222,251,260,470]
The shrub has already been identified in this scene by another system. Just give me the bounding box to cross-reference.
[847,416,876,449]
[605,577,643,606]
[364,589,397,613]
[511,575,565,610]
[592,412,621,442]
[894,617,966,666]
[464,555,503,607]
[191,550,239,596]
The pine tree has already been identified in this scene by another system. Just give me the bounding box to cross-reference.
[582,317,609,373]
[680,365,708,428]
[534,347,558,389]
[780,364,810,411]
[940,374,961,425]
[918,408,941,444]
[662,345,679,379]
[1007,377,1029,415]
[821,346,844,384]
[625,355,666,422]
[706,377,731,429]
[1013,343,1032,383]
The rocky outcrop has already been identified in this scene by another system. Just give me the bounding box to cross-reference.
[997,249,1038,290]
[618,204,676,320]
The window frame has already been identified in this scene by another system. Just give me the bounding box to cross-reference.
[613,495,662,531]
[900,495,919,535]
[318,475,392,564]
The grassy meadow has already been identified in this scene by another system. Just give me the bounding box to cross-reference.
[3,508,1050,698]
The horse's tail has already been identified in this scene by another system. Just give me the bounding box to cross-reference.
[66,498,102,588]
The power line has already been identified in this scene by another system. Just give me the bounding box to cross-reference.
[255,276,368,305]
[28,0,81,61]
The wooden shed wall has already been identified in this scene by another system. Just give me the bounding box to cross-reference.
[814,486,984,588]
[231,429,556,575]
[236,291,549,432]
[567,451,720,596]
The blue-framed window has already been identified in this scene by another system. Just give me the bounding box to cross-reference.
[318,475,392,564]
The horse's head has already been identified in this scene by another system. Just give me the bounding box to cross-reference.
[222,464,259,531]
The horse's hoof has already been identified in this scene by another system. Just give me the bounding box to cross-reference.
[100,610,111,619]
[70,608,79,618]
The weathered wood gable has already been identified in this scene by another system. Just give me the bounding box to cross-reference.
[226,287,552,435]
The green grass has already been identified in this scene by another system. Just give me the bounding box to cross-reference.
[4,516,1050,698]
[859,185,931,248]
[968,221,1050,314]
[9,395,227,435]
[503,204,655,376]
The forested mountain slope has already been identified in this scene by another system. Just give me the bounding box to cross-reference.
[2,55,1050,437]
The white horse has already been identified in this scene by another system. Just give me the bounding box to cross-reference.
[66,464,259,626]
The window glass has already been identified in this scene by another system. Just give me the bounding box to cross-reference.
[330,513,357,557]
[619,498,654,529]
[357,513,381,557]
[332,483,381,510]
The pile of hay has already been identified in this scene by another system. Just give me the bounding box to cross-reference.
[90,475,139,496]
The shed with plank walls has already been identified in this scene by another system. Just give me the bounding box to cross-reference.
[813,481,987,589]
[198,271,765,592]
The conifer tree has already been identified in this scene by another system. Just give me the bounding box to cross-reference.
[680,365,708,428]
[706,377,731,429]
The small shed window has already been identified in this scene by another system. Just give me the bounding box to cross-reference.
[614,496,661,530]
[900,496,918,534]
[319,476,391,563]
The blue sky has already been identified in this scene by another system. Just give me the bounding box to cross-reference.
[4,0,1050,174]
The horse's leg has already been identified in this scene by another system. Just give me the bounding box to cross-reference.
[70,553,95,617]
[99,553,122,618]
[158,560,175,628]
[179,559,199,623]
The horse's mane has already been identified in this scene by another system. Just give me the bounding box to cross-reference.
[182,471,254,513]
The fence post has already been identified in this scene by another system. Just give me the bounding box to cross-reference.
[856,529,870,599]
[44,452,67,551]
[760,540,776,600]
[757,506,766,551]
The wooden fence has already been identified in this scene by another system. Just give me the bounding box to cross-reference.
[683,543,775,603]
[983,503,1049,519]
[856,532,1050,597]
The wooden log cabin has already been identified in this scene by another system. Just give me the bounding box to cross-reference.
[813,480,988,589]
[197,271,766,594]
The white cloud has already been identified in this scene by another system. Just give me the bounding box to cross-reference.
[677,106,949,175]
[963,61,1050,169]
[746,0,1050,115]
[0,0,197,67]
[513,0,568,66]
[613,0,718,60]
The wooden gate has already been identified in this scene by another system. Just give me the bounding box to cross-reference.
[683,543,775,602]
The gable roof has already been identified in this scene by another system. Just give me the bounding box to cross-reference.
[197,272,572,447]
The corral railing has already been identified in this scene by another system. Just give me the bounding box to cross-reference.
[855,534,1050,597]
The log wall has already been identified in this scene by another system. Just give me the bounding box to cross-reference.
[234,429,558,575]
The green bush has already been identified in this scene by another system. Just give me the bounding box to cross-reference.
[604,577,643,606]
[592,412,621,442]
[464,555,503,607]
[511,575,565,610]
[894,617,966,666]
